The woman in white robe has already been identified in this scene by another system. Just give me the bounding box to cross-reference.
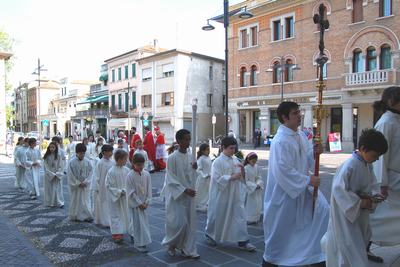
[370,87,400,246]
[195,144,212,212]
[67,150,93,222]
[126,166,152,250]
[43,142,65,207]
[25,139,42,198]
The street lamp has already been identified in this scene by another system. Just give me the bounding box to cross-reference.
[32,58,47,141]
[202,1,253,136]
[266,56,300,103]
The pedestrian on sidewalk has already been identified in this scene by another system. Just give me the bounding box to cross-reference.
[244,152,264,224]
[195,143,211,212]
[43,142,65,208]
[93,144,114,227]
[105,149,130,243]
[321,129,388,267]
[67,143,93,222]
[205,136,256,252]
[126,153,152,253]
[262,101,329,267]
[25,138,42,200]
[369,86,400,261]
[14,137,28,190]
[161,129,199,259]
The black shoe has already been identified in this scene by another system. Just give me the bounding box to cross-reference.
[367,252,384,263]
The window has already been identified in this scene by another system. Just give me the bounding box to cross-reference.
[272,61,281,83]
[366,47,377,71]
[209,66,213,80]
[380,45,391,70]
[124,65,129,79]
[321,63,328,79]
[240,67,247,87]
[142,68,152,81]
[285,59,293,82]
[285,17,294,38]
[250,26,258,46]
[141,95,152,107]
[162,63,174,77]
[273,20,281,41]
[125,92,129,112]
[379,0,392,17]
[239,24,259,49]
[352,0,363,23]
[112,69,115,82]
[111,95,116,111]
[118,94,122,110]
[240,29,248,48]
[352,49,364,73]
[132,63,136,78]
[250,65,257,86]
[132,91,137,109]
[207,94,212,107]
[162,92,174,106]
[118,67,122,81]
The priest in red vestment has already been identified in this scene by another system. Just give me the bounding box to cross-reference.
[154,126,167,171]
[143,126,156,172]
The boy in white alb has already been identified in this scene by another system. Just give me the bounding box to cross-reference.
[25,138,42,199]
[133,140,149,171]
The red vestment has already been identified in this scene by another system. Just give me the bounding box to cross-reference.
[155,134,166,170]
[143,131,156,163]
[130,133,142,150]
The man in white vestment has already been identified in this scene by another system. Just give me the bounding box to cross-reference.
[262,101,329,267]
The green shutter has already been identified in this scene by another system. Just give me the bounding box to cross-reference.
[112,70,115,82]
[111,95,116,110]
[118,67,122,81]
[125,65,128,79]
[118,94,122,109]
[132,63,136,78]
[132,91,136,108]
[125,92,129,112]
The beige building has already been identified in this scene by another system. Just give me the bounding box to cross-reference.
[14,83,29,132]
[222,0,399,151]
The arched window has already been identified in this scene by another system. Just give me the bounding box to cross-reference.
[380,44,391,70]
[352,49,364,73]
[250,65,257,86]
[366,46,377,71]
[272,61,281,83]
[285,59,293,82]
[240,67,247,87]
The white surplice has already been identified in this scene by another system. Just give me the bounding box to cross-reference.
[126,169,152,247]
[244,164,264,223]
[25,147,42,196]
[43,153,65,207]
[161,150,198,256]
[66,142,76,161]
[263,125,329,266]
[86,142,97,212]
[370,110,400,246]
[322,153,378,267]
[14,145,27,189]
[134,149,149,171]
[195,155,212,211]
[67,157,93,221]
[105,165,130,234]
[205,153,249,243]
[93,157,114,227]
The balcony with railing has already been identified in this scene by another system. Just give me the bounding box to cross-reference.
[344,69,395,86]
[75,108,108,117]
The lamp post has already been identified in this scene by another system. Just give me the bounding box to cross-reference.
[202,1,253,136]
[191,98,198,163]
[266,56,300,103]
[32,58,47,141]
[211,113,216,145]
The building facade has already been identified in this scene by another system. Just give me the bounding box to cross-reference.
[226,0,399,151]
[136,49,225,143]
[14,83,29,132]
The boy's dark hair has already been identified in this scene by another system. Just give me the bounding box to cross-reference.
[28,138,36,145]
[101,144,113,153]
[75,143,87,153]
[96,130,101,134]
[108,138,114,143]
[132,153,145,164]
[117,139,124,144]
[43,141,59,160]
[131,127,136,131]
[144,126,150,131]
[68,135,73,138]
[175,129,191,142]
[17,136,24,144]
[24,137,30,143]
[114,149,128,161]
[51,136,60,144]
[277,101,300,123]
[221,136,237,148]
[358,128,388,155]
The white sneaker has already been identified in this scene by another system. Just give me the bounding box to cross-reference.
[181,250,200,259]
[136,246,148,253]
[238,242,256,252]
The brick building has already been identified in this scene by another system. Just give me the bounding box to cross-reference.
[224,0,399,151]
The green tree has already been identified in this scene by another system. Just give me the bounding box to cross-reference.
[1,29,15,129]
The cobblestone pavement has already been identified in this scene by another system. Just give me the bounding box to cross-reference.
[0,153,400,267]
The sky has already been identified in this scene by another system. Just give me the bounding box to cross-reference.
[0,0,242,87]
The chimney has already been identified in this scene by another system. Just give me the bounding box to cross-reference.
[153,39,159,52]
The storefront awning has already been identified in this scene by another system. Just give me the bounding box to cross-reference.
[107,118,128,129]
[99,73,108,81]
[77,95,108,105]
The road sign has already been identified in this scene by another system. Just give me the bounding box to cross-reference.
[42,120,49,126]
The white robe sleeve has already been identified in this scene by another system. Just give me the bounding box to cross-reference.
[273,141,310,199]
[106,169,123,202]
[332,166,362,223]
[67,161,81,189]
[127,172,142,208]
[245,165,258,193]
[211,159,231,190]
[44,159,56,178]
[373,121,392,186]
[145,172,152,205]
[165,156,187,200]
[83,161,93,185]
[197,157,209,179]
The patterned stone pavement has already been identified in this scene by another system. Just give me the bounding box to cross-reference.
[1,153,400,266]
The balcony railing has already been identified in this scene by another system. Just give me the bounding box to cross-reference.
[345,69,390,86]
[76,108,108,117]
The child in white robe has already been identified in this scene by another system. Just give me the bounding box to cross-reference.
[67,143,93,222]
[14,137,28,190]
[133,140,149,171]
[205,136,256,252]
[195,143,211,212]
[105,149,130,243]
[25,138,42,199]
[66,135,76,161]
[52,136,67,204]
[126,153,152,252]
[322,129,388,267]
[43,142,65,208]
[94,144,114,227]
[244,152,264,224]
[161,129,199,259]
